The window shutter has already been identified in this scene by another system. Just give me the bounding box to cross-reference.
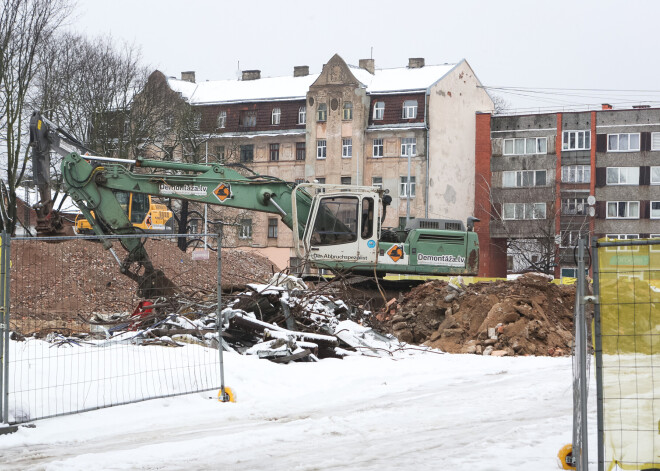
[640,166,650,185]
[641,132,651,151]
[596,134,607,153]
[595,201,605,219]
[640,200,650,219]
[595,167,606,187]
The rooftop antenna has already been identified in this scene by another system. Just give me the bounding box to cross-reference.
[237,60,240,80]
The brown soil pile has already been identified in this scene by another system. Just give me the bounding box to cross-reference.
[9,238,275,336]
[376,273,576,356]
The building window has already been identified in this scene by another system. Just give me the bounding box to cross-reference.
[316,177,326,184]
[316,140,326,159]
[373,101,385,120]
[298,106,306,124]
[372,176,382,188]
[271,108,281,125]
[239,218,252,239]
[503,137,548,155]
[651,201,660,219]
[342,101,353,120]
[608,133,640,152]
[216,111,227,128]
[341,176,352,186]
[164,115,174,127]
[295,178,305,184]
[402,100,417,119]
[401,137,416,157]
[560,267,589,279]
[268,218,278,238]
[399,216,414,230]
[317,103,327,122]
[562,130,590,150]
[373,138,383,158]
[296,142,306,161]
[606,234,639,240]
[606,201,639,219]
[652,132,660,151]
[651,166,660,184]
[214,146,225,163]
[561,197,588,215]
[400,176,416,198]
[502,170,546,188]
[192,113,201,130]
[240,144,254,162]
[502,203,547,220]
[240,110,257,127]
[269,143,280,161]
[342,138,352,158]
[562,165,591,183]
[606,167,639,185]
[560,230,586,248]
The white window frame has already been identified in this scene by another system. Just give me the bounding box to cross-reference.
[267,218,278,239]
[651,234,660,239]
[606,167,639,185]
[607,133,640,152]
[317,103,327,122]
[373,138,383,158]
[606,201,640,219]
[271,108,281,125]
[342,101,353,120]
[560,230,586,248]
[651,166,660,185]
[562,130,591,151]
[316,140,327,159]
[561,197,588,216]
[373,101,385,120]
[216,110,227,128]
[502,202,547,220]
[652,132,660,151]
[239,218,252,239]
[651,201,660,219]
[372,176,383,189]
[298,106,306,125]
[561,165,591,183]
[502,170,547,188]
[401,137,417,157]
[400,176,416,198]
[402,100,418,119]
[342,138,352,158]
[503,137,548,155]
[606,234,639,240]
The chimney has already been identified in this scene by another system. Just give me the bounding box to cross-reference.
[181,71,196,83]
[242,70,261,81]
[294,65,309,77]
[602,103,613,110]
[408,58,425,69]
[359,59,375,74]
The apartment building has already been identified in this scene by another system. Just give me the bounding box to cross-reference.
[156,54,492,269]
[475,106,660,278]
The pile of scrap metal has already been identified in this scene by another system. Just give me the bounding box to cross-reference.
[83,274,402,363]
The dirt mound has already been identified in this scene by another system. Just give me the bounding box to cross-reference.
[376,273,576,356]
[9,238,275,336]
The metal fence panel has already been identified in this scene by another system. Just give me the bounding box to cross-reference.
[593,237,660,471]
[6,233,221,423]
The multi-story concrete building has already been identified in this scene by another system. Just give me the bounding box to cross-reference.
[475,106,660,279]
[157,54,492,270]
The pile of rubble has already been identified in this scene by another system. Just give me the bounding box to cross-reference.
[377,273,576,357]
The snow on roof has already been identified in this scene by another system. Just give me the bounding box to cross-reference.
[167,61,459,105]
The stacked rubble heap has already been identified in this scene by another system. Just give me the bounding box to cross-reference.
[379,273,576,356]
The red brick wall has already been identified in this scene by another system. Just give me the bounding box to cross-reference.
[367,93,426,126]
[199,100,306,134]
[474,113,507,277]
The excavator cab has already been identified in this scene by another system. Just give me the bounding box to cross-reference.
[301,186,381,270]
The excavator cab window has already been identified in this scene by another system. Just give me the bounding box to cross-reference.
[130,193,149,224]
[114,191,130,214]
[310,196,358,246]
[361,197,374,239]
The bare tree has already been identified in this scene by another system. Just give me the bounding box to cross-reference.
[0,0,71,234]
[491,94,511,114]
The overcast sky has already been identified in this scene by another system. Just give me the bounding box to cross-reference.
[70,0,660,113]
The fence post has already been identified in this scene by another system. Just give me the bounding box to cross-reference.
[216,226,229,401]
[0,231,17,434]
[591,236,604,471]
[573,238,589,470]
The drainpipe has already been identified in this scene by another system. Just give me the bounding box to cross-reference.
[424,91,430,218]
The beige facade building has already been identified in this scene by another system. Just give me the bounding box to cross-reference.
[160,54,493,269]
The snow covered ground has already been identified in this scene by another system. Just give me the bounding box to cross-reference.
[0,349,597,470]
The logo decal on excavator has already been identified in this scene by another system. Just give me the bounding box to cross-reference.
[387,245,404,262]
[214,183,231,202]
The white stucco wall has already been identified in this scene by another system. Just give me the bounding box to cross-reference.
[427,60,493,222]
